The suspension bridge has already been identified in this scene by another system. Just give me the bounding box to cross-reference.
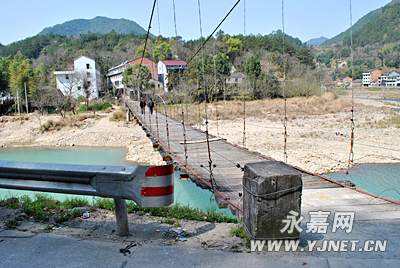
[125,98,400,220]
[122,0,400,222]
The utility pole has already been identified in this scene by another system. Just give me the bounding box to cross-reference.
[24,83,29,114]
[16,88,20,117]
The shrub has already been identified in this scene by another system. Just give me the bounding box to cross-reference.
[111,111,125,121]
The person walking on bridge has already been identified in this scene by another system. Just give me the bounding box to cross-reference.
[148,98,155,114]
[140,98,146,114]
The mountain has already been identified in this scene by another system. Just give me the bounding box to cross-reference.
[305,37,328,46]
[322,0,400,46]
[38,16,152,37]
[345,3,400,46]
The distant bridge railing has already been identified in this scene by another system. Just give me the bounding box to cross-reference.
[0,161,174,236]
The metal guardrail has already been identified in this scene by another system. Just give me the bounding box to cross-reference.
[0,161,174,236]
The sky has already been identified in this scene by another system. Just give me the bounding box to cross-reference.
[0,0,393,45]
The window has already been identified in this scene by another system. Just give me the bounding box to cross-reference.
[87,72,91,78]
[86,64,90,69]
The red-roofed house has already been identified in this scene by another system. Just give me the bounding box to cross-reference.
[362,69,382,87]
[128,57,158,80]
[158,60,188,91]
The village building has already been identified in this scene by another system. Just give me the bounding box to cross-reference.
[380,71,400,87]
[338,76,353,86]
[158,60,188,91]
[226,73,246,85]
[107,56,160,92]
[54,56,104,99]
[362,69,382,87]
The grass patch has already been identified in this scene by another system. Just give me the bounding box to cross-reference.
[377,113,400,128]
[93,198,238,223]
[40,114,98,132]
[63,197,89,208]
[5,219,19,229]
[182,92,359,125]
[1,195,238,224]
[77,102,113,112]
[230,224,250,248]
[110,111,125,121]
[1,194,90,223]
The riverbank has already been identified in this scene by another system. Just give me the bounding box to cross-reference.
[1,92,399,174]
[0,109,164,166]
[203,91,400,174]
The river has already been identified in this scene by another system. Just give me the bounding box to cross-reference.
[0,146,233,216]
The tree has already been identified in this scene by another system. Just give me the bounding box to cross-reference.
[214,53,230,75]
[74,49,91,59]
[216,30,225,41]
[153,42,172,62]
[122,64,151,90]
[0,55,12,97]
[29,63,56,117]
[135,46,150,58]
[245,54,263,99]
[9,52,35,112]
[225,37,242,62]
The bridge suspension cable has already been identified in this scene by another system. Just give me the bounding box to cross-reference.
[197,0,218,194]
[242,0,247,148]
[172,0,188,165]
[282,0,288,163]
[137,0,157,81]
[213,42,219,136]
[348,0,355,168]
[187,0,242,65]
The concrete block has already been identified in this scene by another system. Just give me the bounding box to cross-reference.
[243,161,302,239]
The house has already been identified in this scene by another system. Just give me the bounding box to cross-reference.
[128,57,158,80]
[226,73,246,85]
[381,71,400,87]
[338,76,352,86]
[107,57,158,90]
[362,69,382,87]
[352,79,363,88]
[54,56,104,99]
[158,60,188,91]
[107,61,128,90]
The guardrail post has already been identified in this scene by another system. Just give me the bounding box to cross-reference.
[114,198,130,236]
[243,161,302,239]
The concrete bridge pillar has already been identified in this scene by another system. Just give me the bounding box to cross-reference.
[243,161,302,239]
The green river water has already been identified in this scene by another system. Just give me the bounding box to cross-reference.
[0,146,233,216]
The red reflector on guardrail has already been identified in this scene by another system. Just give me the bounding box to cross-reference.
[145,164,174,177]
[141,185,174,197]
[141,164,174,207]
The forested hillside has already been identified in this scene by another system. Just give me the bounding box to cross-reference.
[38,16,150,37]
[343,3,400,46]
[0,27,317,104]
[322,0,400,46]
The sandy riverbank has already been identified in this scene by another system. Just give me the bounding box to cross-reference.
[1,93,400,174]
[0,109,164,166]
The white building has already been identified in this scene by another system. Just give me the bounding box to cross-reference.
[381,71,400,87]
[158,60,188,91]
[54,56,104,99]
[106,61,128,90]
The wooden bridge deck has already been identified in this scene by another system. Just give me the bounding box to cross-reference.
[126,100,400,219]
